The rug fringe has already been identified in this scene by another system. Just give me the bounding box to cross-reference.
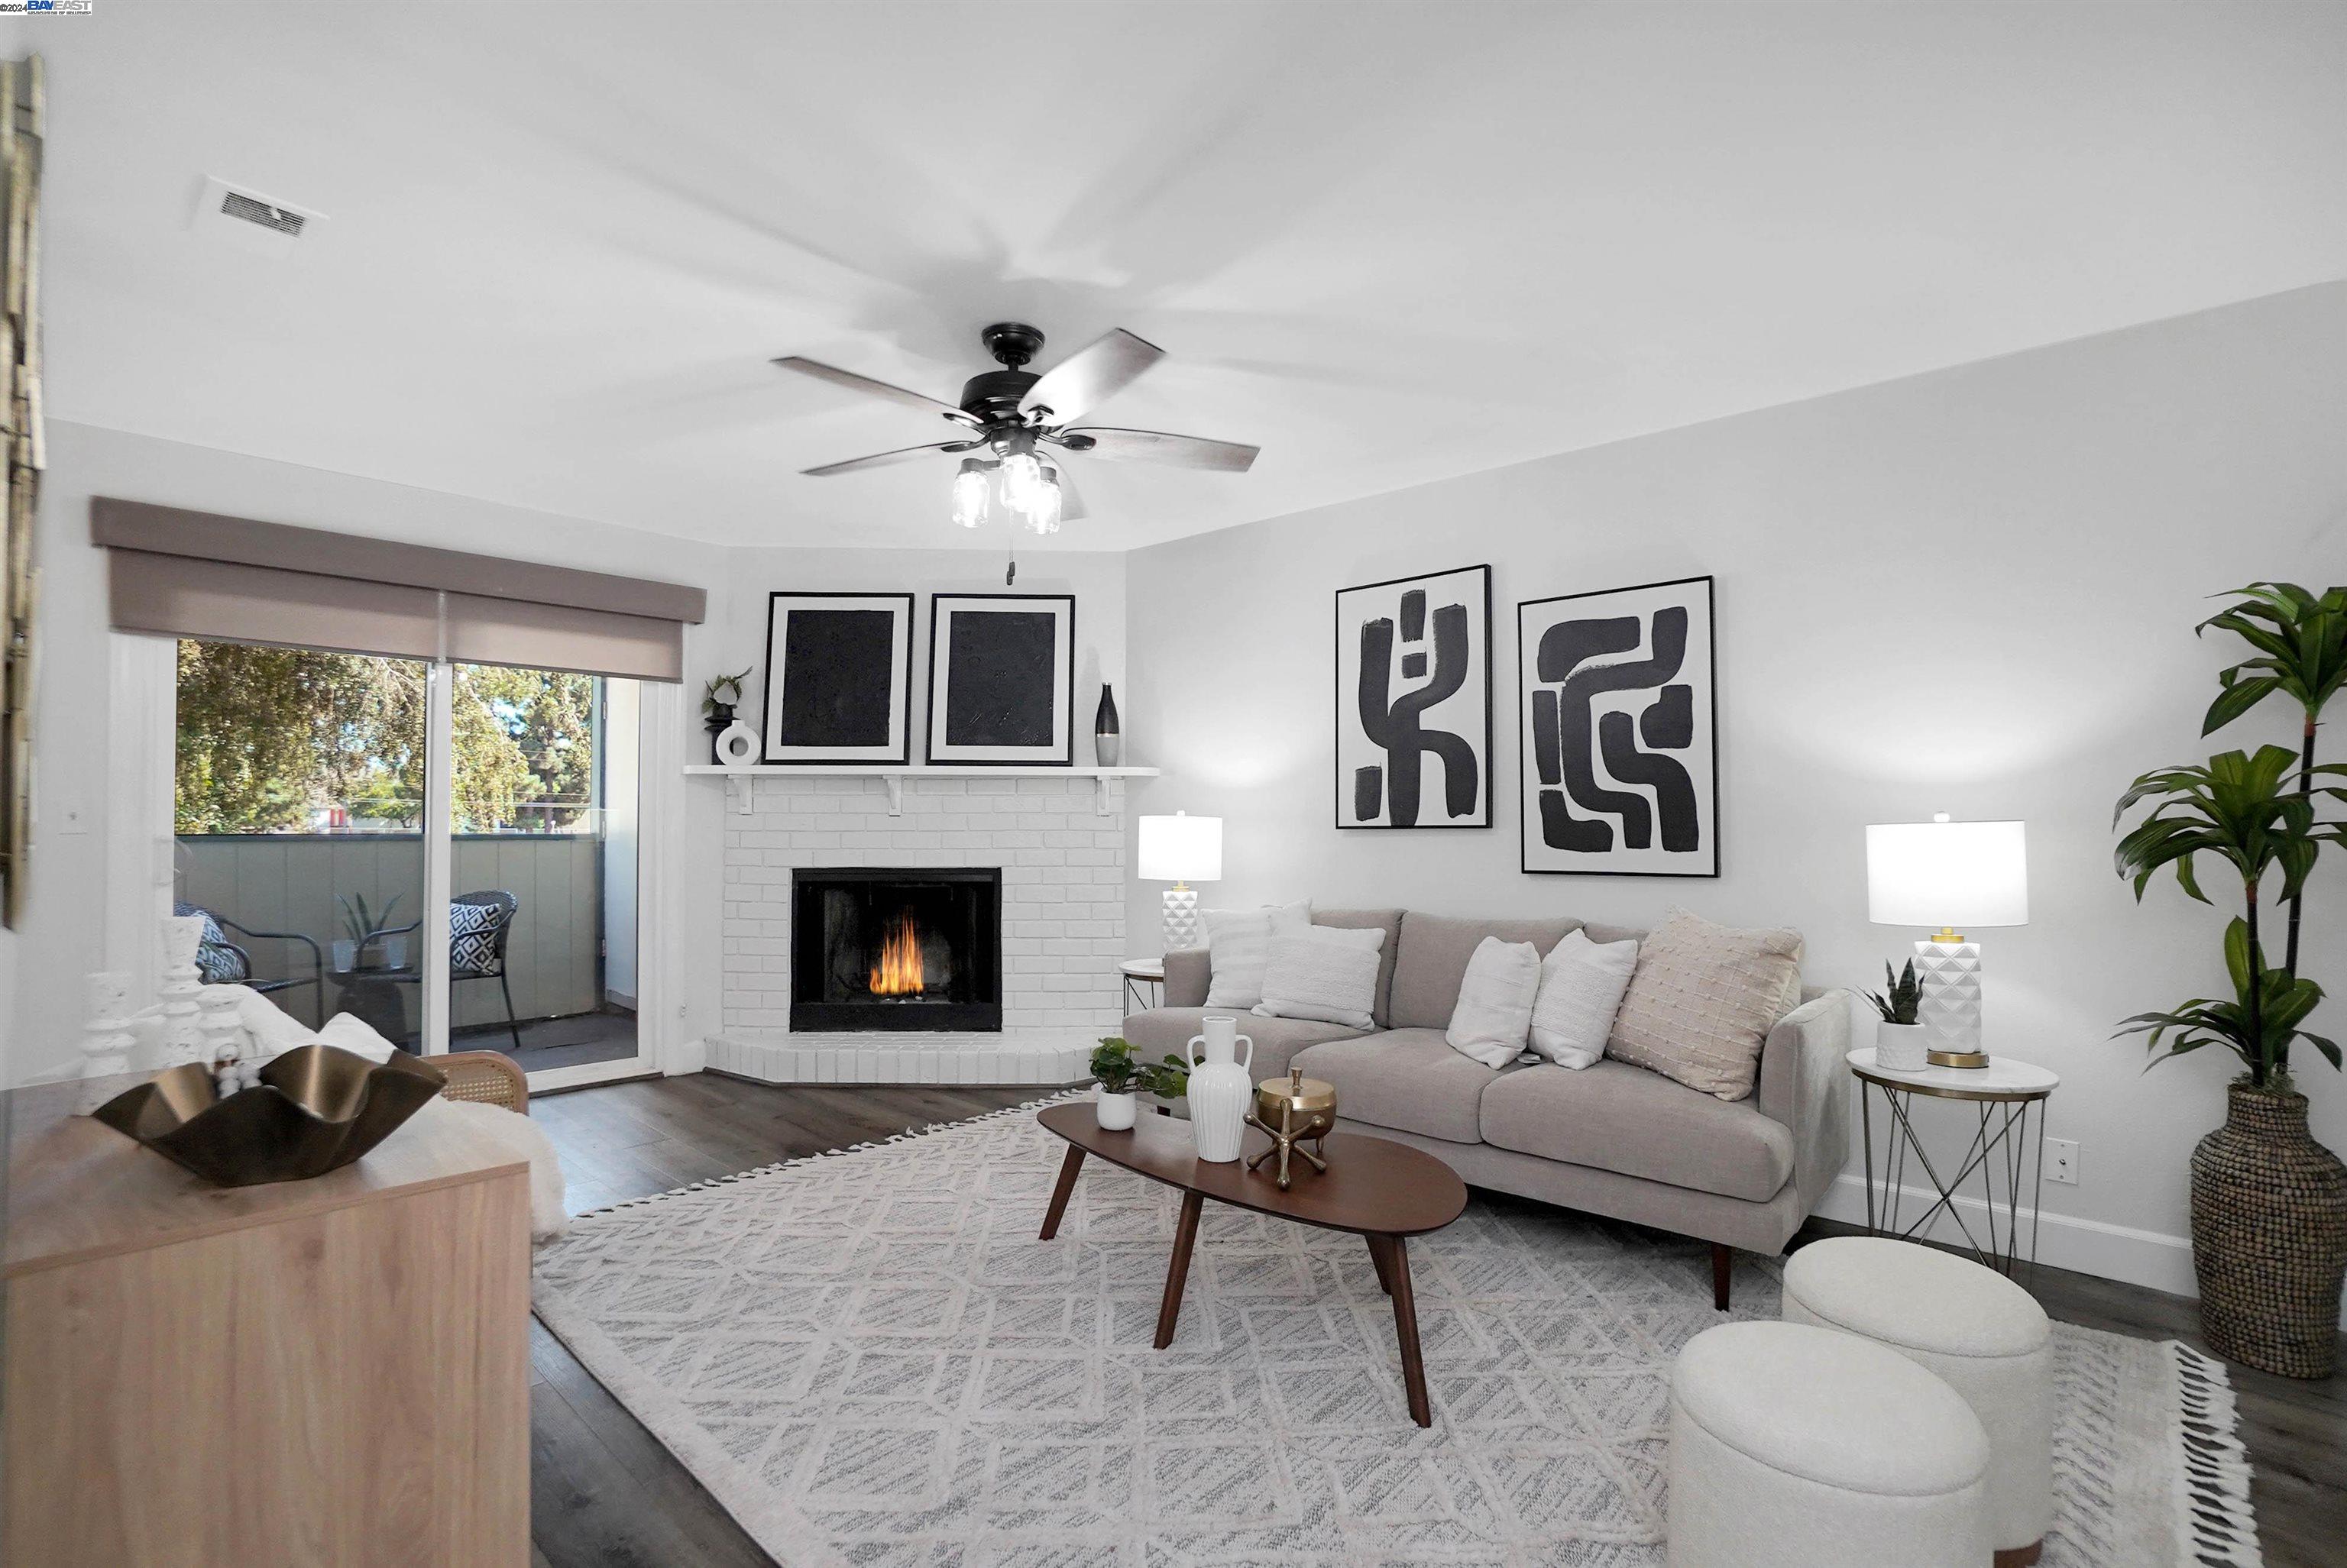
[2168,1341,2261,1567]
[563,1087,1086,1220]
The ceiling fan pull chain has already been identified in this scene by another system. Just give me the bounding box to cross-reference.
[1005,540,1017,587]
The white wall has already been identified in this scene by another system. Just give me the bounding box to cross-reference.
[1121,283,2347,1293]
[601,676,642,1007]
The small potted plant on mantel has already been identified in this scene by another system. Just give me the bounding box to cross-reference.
[1866,959,1928,1071]
[702,668,750,764]
[2114,581,2344,1379]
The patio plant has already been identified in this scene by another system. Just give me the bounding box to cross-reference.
[2113,581,2347,1378]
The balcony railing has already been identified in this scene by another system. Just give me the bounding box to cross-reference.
[175,832,607,1037]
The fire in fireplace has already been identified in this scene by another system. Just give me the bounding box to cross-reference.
[791,868,1002,1032]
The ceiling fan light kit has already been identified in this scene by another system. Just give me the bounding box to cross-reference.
[774,321,1261,538]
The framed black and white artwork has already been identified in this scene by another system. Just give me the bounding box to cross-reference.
[761,592,915,765]
[926,593,1076,766]
[1334,564,1492,828]
[1517,575,1718,876]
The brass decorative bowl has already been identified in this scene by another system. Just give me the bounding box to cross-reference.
[91,1044,444,1188]
[1245,1071,1339,1189]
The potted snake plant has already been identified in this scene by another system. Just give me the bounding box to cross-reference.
[1866,959,1928,1071]
[2113,582,2345,1379]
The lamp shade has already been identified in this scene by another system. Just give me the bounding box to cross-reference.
[1866,817,2028,927]
[1138,812,1222,882]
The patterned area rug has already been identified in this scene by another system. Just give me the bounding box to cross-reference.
[532,1097,2259,1568]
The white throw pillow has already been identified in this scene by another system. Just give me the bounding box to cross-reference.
[1444,936,1543,1068]
[1253,925,1387,1030]
[1202,900,1312,1008]
[1527,929,1640,1069]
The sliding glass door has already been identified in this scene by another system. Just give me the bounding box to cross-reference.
[173,639,652,1086]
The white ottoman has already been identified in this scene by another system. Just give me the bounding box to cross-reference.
[1669,1321,1991,1568]
[1784,1237,2053,1567]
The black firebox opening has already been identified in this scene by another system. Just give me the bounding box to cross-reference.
[790,867,1003,1032]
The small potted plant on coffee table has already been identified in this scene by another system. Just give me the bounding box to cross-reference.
[1866,959,1928,1070]
[1090,1037,1141,1130]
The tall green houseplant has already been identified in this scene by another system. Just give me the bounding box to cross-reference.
[2113,582,2347,1379]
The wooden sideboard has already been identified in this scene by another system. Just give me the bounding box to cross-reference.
[2,1071,533,1566]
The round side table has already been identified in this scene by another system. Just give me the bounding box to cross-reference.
[1118,957,1166,1015]
[1848,1047,2059,1282]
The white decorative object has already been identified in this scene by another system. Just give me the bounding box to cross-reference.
[1200,901,1310,1009]
[714,721,759,767]
[1184,1015,1254,1163]
[78,972,138,1080]
[1445,936,1542,1068]
[1866,815,2028,1067]
[199,984,251,1086]
[1138,810,1222,952]
[157,914,209,1068]
[1782,1237,2054,1564]
[1252,925,1385,1030]
[1876,1020,1931,1072]
[1527,929,1639,1069]
[1095,1086,1137,1131]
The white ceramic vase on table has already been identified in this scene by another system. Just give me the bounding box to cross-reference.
[1185,1015,1254,1162]
[1095,1086,1138,1130]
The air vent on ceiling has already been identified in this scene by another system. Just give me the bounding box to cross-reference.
[192,176,326,259]
[219,189,306,237]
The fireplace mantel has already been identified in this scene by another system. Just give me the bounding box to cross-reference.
[686,763,1158,816]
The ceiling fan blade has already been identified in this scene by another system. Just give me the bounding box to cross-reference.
[1019,328,1164,422]
[1057,426,1258,473]
[772,356,964,418]
[801,441,970,477]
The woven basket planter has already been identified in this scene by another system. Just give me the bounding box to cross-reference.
[2189,1084,2346,1379]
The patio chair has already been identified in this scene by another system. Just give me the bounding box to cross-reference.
[379,891,524,1052]
[174,900,325,1026]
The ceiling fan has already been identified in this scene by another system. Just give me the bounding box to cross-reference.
[774,322,1261,536]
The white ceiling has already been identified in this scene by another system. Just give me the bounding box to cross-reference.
[31,2,2347,551]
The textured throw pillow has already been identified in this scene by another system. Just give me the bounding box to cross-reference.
[1527,929,1640,1069]
[1445,936,1543,1069]
[1606,908,1804,1101]
[1254,924,1387,1030]
[1202,900,1312,1008]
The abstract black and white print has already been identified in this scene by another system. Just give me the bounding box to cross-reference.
[762,592,915,765]
[1518,576,1717,875]
[1334,564,1491,828]
[926,593,1075,765]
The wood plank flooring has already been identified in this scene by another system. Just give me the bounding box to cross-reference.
[526,1075,2346,1568]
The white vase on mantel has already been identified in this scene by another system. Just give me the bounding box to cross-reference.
[1876,1021,1930,1073]
[1184,1015,1254,1163]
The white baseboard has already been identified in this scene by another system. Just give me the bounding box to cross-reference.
[1814,1173,2199,1298]
[664,1036,708,1077]
[705,1030,1089,1088]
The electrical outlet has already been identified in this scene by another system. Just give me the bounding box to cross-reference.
[2046,1139,2080,1185]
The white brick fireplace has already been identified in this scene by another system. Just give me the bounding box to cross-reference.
[711,772,1128,1084]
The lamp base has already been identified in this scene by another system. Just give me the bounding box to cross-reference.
[1915,936,1985,1065]
[1926,1049,1991,1069]
[1161,885,1200,952]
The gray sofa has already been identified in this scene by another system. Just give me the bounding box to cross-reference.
[1122,908,1850,1307]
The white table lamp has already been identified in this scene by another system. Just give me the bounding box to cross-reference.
[1866,815,2028,1068]
[1138,811,1222,952]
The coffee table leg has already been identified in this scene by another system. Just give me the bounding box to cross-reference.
[1366,1234,1394,1295]
[1154,1191,1206,1350]
[1377,1234,1432,1427]
[1038,1144,1086,1241]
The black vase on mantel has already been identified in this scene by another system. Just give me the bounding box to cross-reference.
[1094,684,1122,767]
[705,702,736,765]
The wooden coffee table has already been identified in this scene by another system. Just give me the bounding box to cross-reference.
[1035,1101,1468,1426]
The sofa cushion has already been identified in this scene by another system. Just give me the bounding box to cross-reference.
[1444,936,1542,1067]
[1292,1026,1520,1144]
[1201,901,1311,1009]
[1313,907,1404,1027]
[1607,907,1804,1102]
[1479,1061,1795,1201]
[1255,924,1386,1030]
[1120,1006,1365,1086]
[1389,912,1582,1030]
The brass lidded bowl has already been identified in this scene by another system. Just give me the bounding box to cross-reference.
[92,1043,444,1188]
[1254,1073,1338,1137]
